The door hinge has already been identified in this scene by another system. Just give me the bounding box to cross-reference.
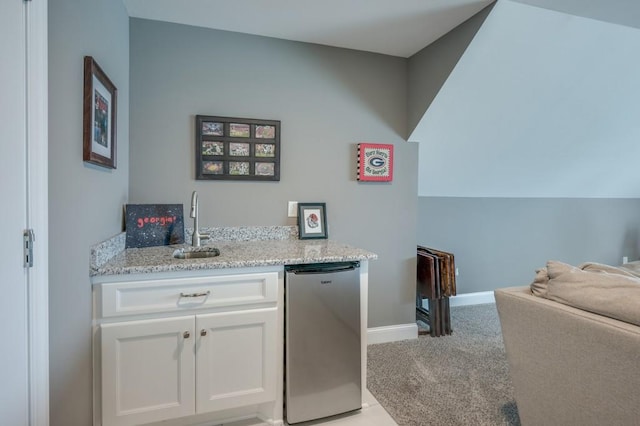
[24,229,35,268]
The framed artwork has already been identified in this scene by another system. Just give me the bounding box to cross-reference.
[297,203,328,240]
[357,143,394,182]
[83,56,117,169]
[195,115,280,181]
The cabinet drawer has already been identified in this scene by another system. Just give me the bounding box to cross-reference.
[99,272,278,318]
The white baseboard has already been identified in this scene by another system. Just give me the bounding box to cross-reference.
[367,323,418,345]
[367,292,495,345]
[448,291,495,307]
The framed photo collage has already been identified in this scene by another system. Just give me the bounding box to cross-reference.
[195,115,281,181]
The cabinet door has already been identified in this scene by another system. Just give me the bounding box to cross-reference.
[196,308,278,413]
[101,316,196,426]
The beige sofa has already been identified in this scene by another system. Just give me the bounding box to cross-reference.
[495,285,640,426]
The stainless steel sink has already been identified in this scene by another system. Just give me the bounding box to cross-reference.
[172,246,220,259]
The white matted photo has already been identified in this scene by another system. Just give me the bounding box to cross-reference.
[297,203,327,239]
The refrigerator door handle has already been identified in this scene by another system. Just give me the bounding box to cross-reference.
[286,262,359,275]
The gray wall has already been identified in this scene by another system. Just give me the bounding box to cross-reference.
[129,19,419,328]
[48,0,129,425]
[412,0,640,295]
[414,1,640,197]
[408,3,494,138]
[418,197,640,293]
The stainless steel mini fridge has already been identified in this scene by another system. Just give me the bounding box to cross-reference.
[285,262,362,424]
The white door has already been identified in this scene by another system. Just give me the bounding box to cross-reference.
[0,1,29,424]
[101,317,196,426]
[0,1,48,425]
[196,308,278,413]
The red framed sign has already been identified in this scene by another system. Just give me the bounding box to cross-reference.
[357,143,394,182]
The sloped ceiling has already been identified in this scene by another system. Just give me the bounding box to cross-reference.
[122,0,640,59]
[122,0,495,58]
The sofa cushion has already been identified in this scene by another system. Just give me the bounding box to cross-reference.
[531,260,640,326]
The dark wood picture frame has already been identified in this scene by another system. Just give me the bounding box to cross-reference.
[297,203,328,239]
[83,56,117,169]
[196,115,280,181]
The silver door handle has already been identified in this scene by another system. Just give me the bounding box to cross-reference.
[180,290,211,298]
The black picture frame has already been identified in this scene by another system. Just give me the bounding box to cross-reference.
[83,56,117,169]
[297,203,328,239]
[196,115,280,181]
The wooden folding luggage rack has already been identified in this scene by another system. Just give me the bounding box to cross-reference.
[416,246,456,337]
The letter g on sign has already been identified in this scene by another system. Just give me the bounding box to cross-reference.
[368,157,386,168]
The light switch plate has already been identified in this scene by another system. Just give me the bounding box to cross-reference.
[288,201,298,217]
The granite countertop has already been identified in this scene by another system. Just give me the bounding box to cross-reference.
[90,226,377,277]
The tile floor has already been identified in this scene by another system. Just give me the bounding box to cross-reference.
[227,389,397,426]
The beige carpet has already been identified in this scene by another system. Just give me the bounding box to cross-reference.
[367,304,520,426]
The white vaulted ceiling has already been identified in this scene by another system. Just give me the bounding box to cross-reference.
[122,0,640,58]
[122,0,495,58]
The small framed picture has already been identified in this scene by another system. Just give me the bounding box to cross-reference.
[202,161,224,174]
[255,162,275,176]
[229,142,250,156]
[255,125,276,139]
[83,56,117,169]
[202,141,224,156]
[202,122,224,136]
[297,203,328,240]
[229,161,250,175]
[255,143,276,157]
[230,123,250,137]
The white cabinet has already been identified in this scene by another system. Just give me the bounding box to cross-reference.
[196,308,277,412]
[101,317,196,426]
[92,267,283,426]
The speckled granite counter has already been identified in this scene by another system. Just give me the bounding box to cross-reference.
[90,226,377,277]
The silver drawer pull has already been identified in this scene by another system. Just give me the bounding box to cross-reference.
[180,290,211,298]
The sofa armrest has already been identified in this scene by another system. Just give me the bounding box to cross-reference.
[495,286,640,426]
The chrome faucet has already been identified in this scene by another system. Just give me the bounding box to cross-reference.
[190,191,210,247]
